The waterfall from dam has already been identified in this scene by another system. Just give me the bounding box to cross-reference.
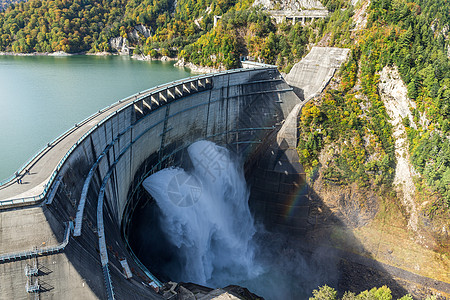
[142,140,261,286]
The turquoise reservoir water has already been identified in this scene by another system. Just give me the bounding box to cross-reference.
[0,55,191,180]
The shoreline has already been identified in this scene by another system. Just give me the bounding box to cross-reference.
[131,54,220,74]
[0,51,217,74]
[2,51,73,56]
[0,51,113,57]
[130,53,177,62]
[173,58,223,74]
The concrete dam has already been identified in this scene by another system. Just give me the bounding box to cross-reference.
[0,64,316,299]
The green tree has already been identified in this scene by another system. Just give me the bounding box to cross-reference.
[310,285,337,300]
[357,286,392,300]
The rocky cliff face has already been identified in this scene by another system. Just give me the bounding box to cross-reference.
[306,65,444,243]
[128,25,152,43]
[379,66,419,231]
[299,62,449,296]
[308,66,435,232]
[378,66,449,251]
[308,142,380,229]
[109,37,129,54]
[135,24,152,38]
[110,25,151,54]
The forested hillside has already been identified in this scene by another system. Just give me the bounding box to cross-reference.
[0,0,320,71]
[0,0,181,53]
[0,0,22,11]
[296,0,449,251]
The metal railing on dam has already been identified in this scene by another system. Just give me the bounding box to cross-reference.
[0,65,281,209]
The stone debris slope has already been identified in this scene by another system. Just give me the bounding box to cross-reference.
[379,66,419,231]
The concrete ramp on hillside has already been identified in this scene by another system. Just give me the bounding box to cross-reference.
[285,47,350,100]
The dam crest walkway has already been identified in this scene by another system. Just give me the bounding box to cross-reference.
[0,68,266,208]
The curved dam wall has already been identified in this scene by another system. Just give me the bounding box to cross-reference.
[0,67,302,300]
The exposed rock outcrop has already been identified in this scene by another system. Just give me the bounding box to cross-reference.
[161,281,262,299]
[131,53,152,60]
[109,37,129,54]
[160,55,173,61]
[131,54,177,62]
[48,51,71,56]
[174,58,222,73]
[127,30,140,43]
[128,24,152,43]
[352,0,370,32]
[135,24,152,38]
[378,66,419,231]
[309,142,380,228]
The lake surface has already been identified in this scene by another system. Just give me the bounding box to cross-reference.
[0,55,191,180]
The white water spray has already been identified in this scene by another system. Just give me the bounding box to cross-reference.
[143,140,261,286]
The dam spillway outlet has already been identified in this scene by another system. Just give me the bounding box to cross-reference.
[141,141,261,286]
[126,141,340,300]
